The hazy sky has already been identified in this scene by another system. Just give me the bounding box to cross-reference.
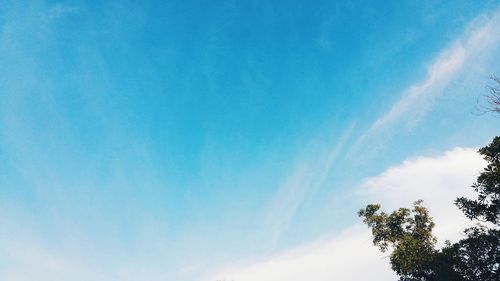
[1,1,499,280]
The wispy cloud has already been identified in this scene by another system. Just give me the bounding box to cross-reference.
[349,9,500,156]
[204,147,485,281]
[264,123,356,245]
[374,9,500,131]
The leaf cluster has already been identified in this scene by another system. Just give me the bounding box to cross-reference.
[455,136,500,225]
[358,200,435,253]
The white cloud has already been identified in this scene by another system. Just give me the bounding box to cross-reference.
[359,147,485,244]
[202,225,395,281]
[203,147,485,281]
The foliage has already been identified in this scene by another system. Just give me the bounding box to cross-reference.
[453,136,500,280]
[455,136,500,225]
[452,227,500,281]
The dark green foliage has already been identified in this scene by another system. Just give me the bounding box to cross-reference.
[452,227,500,280]
[359,136,500,281]
[455,136,500,225]
[453,136,500,280]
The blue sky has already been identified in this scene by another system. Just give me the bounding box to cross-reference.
[1,1,500,280]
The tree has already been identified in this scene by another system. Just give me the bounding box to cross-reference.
[359,136,500,281]
[455,136,500,225]
[452,136,500,280]
[358,201,461,281]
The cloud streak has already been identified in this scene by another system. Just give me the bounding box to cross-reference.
[372,9,500,131]
[345,8,500,160]
[264,123,356,245]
